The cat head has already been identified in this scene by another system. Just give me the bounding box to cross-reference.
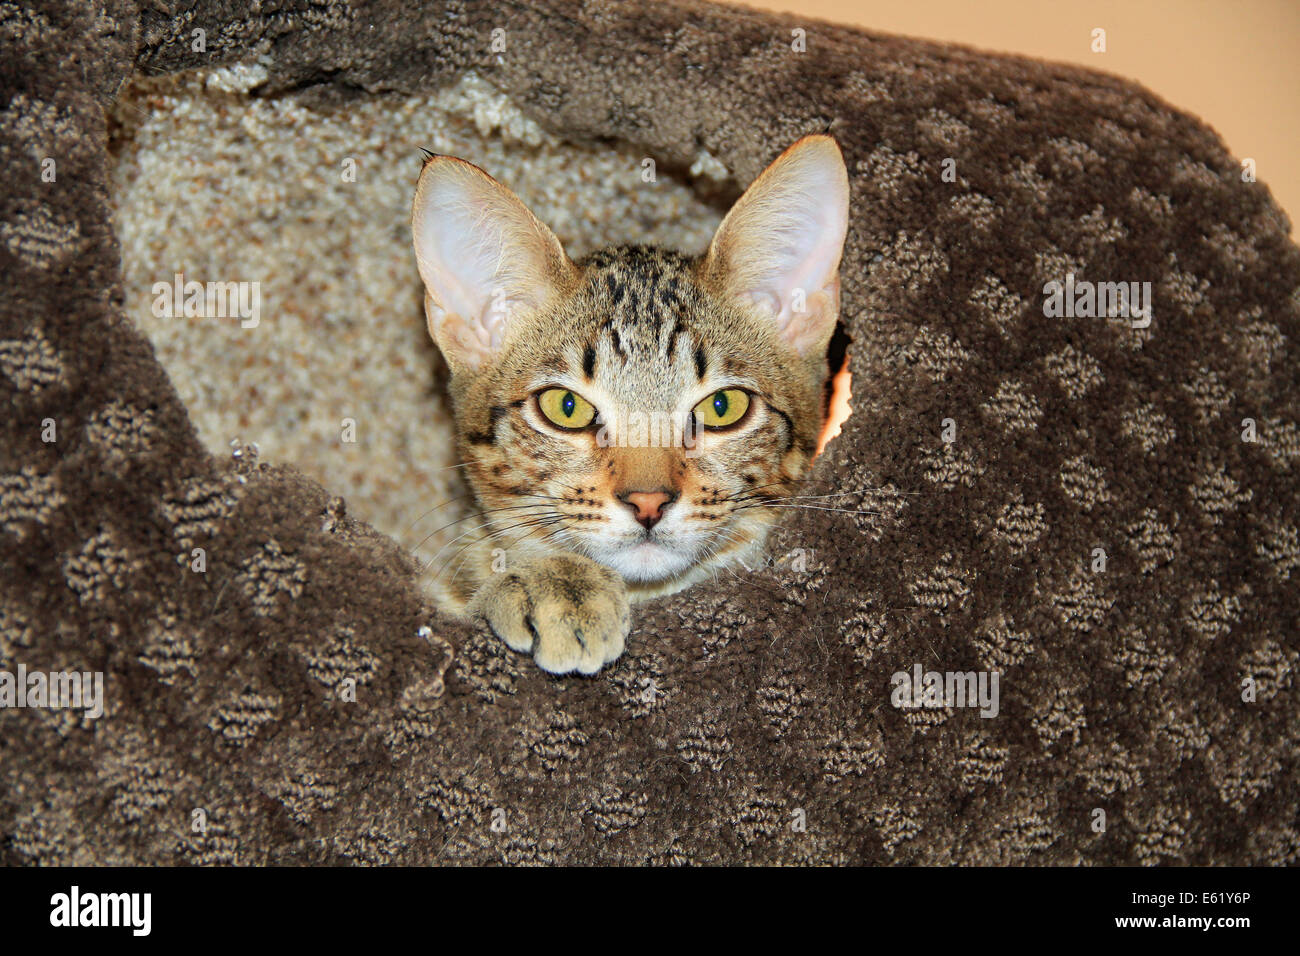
[412,135,849,589]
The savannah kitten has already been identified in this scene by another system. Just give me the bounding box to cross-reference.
[411,135,849,674]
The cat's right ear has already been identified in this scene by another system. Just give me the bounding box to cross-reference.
[699,135,849,358]
[412,155,577,373]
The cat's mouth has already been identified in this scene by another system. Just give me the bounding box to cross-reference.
[583,531,701,584]
[617,540,692,581]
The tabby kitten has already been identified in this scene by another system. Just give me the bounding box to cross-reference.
[411,135,849,674]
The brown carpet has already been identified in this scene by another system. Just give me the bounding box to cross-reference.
[1,0,1297,865]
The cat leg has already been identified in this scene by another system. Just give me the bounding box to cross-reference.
[471,553,630,675]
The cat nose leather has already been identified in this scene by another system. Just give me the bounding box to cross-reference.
[619,490,676,529]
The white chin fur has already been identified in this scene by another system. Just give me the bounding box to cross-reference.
[589,538,698,583]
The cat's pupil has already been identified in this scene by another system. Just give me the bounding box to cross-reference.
[712,392,728,417]
[561,392,576,418]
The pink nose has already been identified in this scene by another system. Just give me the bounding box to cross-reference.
[620,491,675,529]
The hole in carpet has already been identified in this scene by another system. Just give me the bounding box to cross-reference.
[106,67,736,570]
[816,320,853,459]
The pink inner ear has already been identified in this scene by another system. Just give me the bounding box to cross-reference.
[780,279,840,357]
[426,296,493,371]
[708,137,849,356]
[414,179,508,333]
[413,157,571,371]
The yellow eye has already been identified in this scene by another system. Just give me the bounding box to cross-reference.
[693,389,750,429]
[537,388,597,429]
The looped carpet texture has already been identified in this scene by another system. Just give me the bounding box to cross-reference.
[1,0,1298,864]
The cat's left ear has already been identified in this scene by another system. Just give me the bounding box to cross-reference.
[412,154,578,373]
[699,135,849,357]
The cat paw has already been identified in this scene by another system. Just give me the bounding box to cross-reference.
[474,553,631,675]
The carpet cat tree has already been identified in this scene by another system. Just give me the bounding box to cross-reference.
[1,0,1297,864]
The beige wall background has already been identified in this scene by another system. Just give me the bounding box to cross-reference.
[735,0,1300,235]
